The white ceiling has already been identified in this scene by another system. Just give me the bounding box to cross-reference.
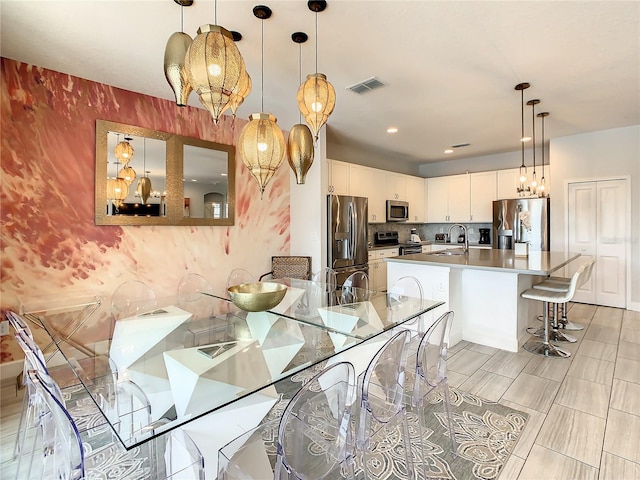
[2,1,639,168]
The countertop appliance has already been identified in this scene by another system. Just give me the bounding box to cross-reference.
[373,231,422,255]
[493,197,550,251]
[410,228,421,243]
[386,200,409,222]
[328,195,369,286]
[479,228,491,244]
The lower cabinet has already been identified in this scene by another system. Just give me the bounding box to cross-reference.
[368,248,399,291]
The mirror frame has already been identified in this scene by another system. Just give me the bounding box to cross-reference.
[95,120,236,226]
[175,135,235,226]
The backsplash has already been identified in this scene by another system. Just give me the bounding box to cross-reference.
[368,222,492,245]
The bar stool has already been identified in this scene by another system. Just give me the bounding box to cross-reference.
[521,261,590,357]
[534,259,596,331]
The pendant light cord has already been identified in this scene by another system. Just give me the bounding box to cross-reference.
[298,42,302,123]
[143,137,146,174]
[315,11,319,74]
[520,90,525,169]
[180,3,184,32]
[541,115,545,179]
[531,103,536,175]
[214,0,217,25]
[261,17,264,112]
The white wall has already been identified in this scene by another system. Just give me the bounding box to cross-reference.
[549,125,640,309]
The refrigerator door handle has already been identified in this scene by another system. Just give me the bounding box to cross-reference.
[348,202,356,260]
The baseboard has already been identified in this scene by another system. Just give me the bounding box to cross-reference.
[628,301,640,312]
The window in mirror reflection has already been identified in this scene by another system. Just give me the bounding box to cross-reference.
[183,144,229,219]
[106,132,167,217]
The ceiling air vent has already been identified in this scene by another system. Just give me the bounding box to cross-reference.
[451,143,471,148]
[346,77,385,94]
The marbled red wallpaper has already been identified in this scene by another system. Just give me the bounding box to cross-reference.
[0,58,290,363]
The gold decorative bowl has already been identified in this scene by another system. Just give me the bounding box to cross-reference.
[227,282,287,312]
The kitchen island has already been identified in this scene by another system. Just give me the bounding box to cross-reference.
[385,248,581,352]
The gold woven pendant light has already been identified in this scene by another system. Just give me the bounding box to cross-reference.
[164,0,193,106]
[296,0,335,141]
[114,136,134,166]
[184,0,249,124]
[287,32,314,185]
[238,5,285,197]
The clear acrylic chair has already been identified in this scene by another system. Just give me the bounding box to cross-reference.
[20,369,201,480]
[411,311,457,473]
[111,279,157,320]
[226,268,255,289]
[388,275,426,334]
[312,267,338,290]
[340,270,369,305]
[218,361,357,479]
[178,273,234,346]
[356,329,414,479]
[163,429,206,479]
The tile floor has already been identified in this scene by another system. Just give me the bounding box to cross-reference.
[445,303,640,480]
[1,303,638,479]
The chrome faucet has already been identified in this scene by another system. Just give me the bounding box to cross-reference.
[447,223,469,253]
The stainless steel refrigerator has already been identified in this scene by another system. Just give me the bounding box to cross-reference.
[327,195,369,286]
[492,197,550,251]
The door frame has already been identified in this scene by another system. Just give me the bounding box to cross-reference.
[563,175,632,309]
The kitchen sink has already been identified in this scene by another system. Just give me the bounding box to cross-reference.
[427,250,467,256]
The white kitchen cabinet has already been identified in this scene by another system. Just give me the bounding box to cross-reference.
[421,244,431,253]
[426,174,470,223]
[369,248,399,291]
[496,168,520,200]
[327,159,349,195]
[406,176,426,222]
[385,173,407,201]
[350,164,386,223]
[469,171,496,222]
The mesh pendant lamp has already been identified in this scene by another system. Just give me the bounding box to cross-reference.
[164,0,193,106]
[228,67,252,116]
[297,0,335,141]
[184,0,249,124]
[287,32,315,185]
[238,5,285,197]
[114,136,134,167]
[107,160,129,211]
[118,165,136,186]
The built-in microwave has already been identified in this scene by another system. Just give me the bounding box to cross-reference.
[386,200,409,222]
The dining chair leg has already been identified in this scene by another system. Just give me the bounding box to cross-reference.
[441,382,458,456]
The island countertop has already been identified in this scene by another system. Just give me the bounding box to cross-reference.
[385,248,581,276]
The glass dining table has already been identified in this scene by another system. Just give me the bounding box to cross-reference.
[41,278,443,451]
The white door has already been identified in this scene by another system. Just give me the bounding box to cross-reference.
[568,179,627,307]
[595,180,627,307]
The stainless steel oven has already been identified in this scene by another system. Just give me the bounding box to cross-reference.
[399,244,422,255]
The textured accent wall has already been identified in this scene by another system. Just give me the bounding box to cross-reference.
[0,58,291,362]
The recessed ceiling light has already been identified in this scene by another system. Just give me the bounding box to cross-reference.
[221,173,228,176]
[387,127,398,134]
[521,136,531,142]
[444,149,454,154]
[191,179,197,182]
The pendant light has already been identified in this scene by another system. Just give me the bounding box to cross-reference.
[114,136,134,167]
[184,0,249,124]
[514,83,530,196]
[238,5,285,197]
[164,0,193,106]
[297,0,336,142]
[228,67,252,116]
[136,138,152,204]
[107,161,129,212]
[537,111,549,196]
[527,98,540,195]
[287,32,315,185]
[118,164,136,186]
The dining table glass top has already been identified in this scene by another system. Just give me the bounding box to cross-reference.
[43,278,443,450]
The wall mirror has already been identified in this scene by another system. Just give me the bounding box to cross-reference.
[95,120,235,226]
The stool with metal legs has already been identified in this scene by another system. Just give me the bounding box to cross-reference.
[521,261,591,358]
[534,259,596,331]
[530,282,577,343]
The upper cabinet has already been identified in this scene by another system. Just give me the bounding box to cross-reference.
[327,159,350,196]
[469,171,496,222]
[385,173,407,201]
[427,174,470,223]
[350,164,386,223]
[496,168,520,200]
[405,176,426,222]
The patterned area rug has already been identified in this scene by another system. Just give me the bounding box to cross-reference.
[263,361,529,480]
